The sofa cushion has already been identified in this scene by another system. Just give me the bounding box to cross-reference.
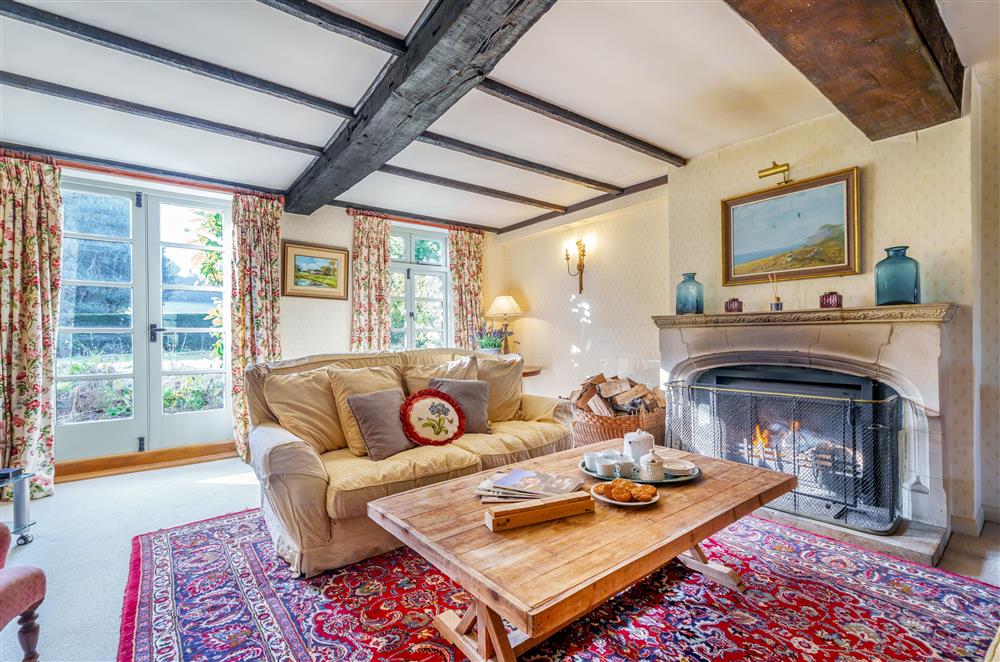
[347,388,415,461]
[330,365,405,456]
[263,366,344,453]
[402,356,477,394]
[321,445,482,520]
[477,356,524,422]
[430,378,489,434]
[452,420,571,469]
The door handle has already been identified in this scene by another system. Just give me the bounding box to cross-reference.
[149,323,167,342]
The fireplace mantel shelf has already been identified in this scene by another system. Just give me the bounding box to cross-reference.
[652,303,958,329]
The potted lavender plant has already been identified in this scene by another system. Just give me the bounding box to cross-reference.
[473,325,510,355]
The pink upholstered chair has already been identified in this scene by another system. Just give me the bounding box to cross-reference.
[0,522,45,662]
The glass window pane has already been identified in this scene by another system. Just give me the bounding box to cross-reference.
[414,300,444,330]
[57,332,132,376]
[162,247,223,287]
[163,374,225,413]
[56,378,133,424]
[390,331,406,350]
[414,238,443,265]
[63,190,130,238]
[160,204,223,247]
[414,273,444,299]
[390,298,407,330]
[415,331,443,349]
[59,285,132,328]
[162,290,222,328]
[162,332,224,370]
[389,271,406,297]
[63,237,131,283]
[390,235,406,261]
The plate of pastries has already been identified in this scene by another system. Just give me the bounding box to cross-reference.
[590,479,659,507]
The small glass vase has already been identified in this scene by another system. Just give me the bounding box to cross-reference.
[675,273,704,315]
[875,246,920,305]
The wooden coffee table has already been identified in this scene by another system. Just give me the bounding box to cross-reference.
[368,439,795,661]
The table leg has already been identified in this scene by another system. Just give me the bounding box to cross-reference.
[434,599,519,662]
[678,544,746,592]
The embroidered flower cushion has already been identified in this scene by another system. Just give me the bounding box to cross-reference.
[401,390,465,445]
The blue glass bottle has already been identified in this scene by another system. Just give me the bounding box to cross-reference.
[675,273,704,314]
[875,246,920,305]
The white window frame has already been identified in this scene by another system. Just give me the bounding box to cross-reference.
[390,224,452,349]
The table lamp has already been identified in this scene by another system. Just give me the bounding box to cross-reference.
[485,295,525,354]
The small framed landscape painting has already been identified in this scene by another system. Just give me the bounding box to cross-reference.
[282,241,349,299]
[722,167,859,286]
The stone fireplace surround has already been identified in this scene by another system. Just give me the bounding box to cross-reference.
[653,304,959,563]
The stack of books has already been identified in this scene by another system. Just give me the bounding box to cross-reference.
[476,468,584,503]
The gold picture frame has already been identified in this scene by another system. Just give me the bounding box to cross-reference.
[722,167,860,286]
[281,241,349,299]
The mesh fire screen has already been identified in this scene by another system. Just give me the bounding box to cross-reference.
[666,385,901,534]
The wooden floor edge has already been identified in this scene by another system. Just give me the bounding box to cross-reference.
[55,441,238,483]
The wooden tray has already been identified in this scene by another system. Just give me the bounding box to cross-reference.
[577,460,702,485]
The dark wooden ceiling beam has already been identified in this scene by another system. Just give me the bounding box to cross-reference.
[415,132,621,194]
[477,79,686,166]
[498,174,668,234]
[0,72,324,156]
[255,0,686,168]
[284,0,558,215]
[0,0,354,118]
[256,0,405,56]
[724,0,964,141]
[1,141,286,195]
[379,164,566,212]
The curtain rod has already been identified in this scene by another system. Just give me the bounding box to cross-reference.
[1,144,284,198]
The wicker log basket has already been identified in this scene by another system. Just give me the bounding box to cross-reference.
[572,406,665,447]
[567,373,666,447]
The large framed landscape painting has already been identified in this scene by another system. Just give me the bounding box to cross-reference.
[722,167,859,285]
[282,241,349,299]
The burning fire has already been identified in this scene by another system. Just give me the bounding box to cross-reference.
[751,423,770,452]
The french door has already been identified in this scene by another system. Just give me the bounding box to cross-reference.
[55,180,232,461]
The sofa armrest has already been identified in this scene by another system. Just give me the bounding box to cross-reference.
[249,423,327,482]
[520,394,573,427]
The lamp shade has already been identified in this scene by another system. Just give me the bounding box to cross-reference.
[485,295,525,317]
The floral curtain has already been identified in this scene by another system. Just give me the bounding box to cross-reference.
[348,208,392,352]
[0,151,62,499]
[449,227,485,349]
[230,192,283,461]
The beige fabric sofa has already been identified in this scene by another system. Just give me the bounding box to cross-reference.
[245,348,573,577]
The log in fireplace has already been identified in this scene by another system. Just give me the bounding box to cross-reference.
[666,365,902,534]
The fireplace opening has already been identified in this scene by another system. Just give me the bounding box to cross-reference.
[666,366,902,534]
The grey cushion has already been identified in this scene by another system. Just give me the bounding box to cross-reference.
[430,378,490,434]
[346,388,415,461]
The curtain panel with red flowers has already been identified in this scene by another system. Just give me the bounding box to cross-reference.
[448,227,484,350]
[0,152,62,498]
[348,209,392,352]
[230,192,283,461]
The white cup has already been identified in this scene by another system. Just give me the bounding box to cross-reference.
[616,459,634,477]
[601,450,622,461]
[595,458,617,478]
[583,452,601,472]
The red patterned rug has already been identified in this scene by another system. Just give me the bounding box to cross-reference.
[118,509,999,661]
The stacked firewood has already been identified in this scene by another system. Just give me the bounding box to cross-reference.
[566,373,666,417]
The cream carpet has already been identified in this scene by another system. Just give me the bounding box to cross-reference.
[0,459,259,662]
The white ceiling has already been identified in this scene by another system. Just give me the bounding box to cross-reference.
[938,0,1000,71]
[1,0,987,230]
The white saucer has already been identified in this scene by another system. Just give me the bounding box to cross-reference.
[661,458,698,476]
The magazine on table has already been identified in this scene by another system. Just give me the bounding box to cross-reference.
[476,468,583,502]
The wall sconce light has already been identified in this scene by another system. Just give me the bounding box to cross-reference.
[758,161,792,185]
[564,239,586,294]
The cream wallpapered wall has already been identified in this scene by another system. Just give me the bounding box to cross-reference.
[501,192,669,397]
[279,206,503,359]
[665,112,982,525]
[975,70,1000,516]
[279,207,353,358]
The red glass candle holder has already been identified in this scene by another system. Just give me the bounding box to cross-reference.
[724,298,743,313]
[820,291,843,308]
